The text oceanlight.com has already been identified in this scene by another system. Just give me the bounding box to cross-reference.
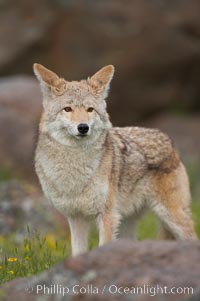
[25,284,194,297]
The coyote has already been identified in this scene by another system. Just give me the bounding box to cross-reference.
[33,63,197,256]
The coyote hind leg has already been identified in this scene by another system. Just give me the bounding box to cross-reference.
[154,204,197,240]
[151,164,197,240]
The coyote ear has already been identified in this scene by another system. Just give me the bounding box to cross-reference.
[89,65,114,95]
[33,63,66,96]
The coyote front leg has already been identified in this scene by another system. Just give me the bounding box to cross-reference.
[68,216,90,256]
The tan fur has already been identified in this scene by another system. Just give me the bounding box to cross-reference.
[151,164,197,239]
[33,64,197,256]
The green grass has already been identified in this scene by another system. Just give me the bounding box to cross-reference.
[191,203,200,238]
[137,212,158,240]
[0,229,71,283]
[0,226,99,284]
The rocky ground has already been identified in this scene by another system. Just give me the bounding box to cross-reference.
[1,240,200,301]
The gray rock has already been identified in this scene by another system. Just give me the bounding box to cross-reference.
[1,240,200,300]
[0,76,42,181]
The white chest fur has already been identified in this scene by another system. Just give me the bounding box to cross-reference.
[35,137,109,217]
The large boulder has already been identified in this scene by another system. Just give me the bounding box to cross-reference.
[1,240,200,300]
[0,76,42,181]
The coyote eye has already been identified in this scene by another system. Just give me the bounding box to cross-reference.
[87,107,94,112]
[64,107,72,112]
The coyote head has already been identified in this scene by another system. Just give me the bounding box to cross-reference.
[33,64,114,146]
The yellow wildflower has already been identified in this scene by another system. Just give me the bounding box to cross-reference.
[7,257,17,262]
[46,234,56,249]
[25,256,30,260]
[24,244,29,251]
[0,265,3,269]
[8,270,14,275]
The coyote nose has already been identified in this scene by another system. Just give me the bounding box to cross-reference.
[77,123,89,134]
